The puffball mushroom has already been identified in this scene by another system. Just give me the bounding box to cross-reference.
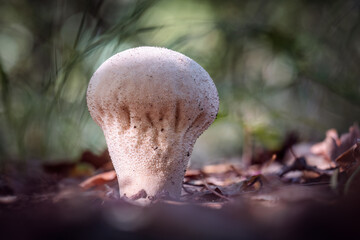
[87,46,219,204]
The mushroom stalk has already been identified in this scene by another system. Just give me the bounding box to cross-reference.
[87,46,219,204]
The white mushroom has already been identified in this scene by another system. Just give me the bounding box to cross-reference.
[87,46,219,204]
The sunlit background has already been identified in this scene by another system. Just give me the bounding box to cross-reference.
[0,0,359,166]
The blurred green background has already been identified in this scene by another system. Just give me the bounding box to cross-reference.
[0,0,359,165]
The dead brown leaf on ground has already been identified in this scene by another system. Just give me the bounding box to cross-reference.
[79,170,117,189]
[336,141,360,174]
[311,124,360,161]
[3,126,360,240]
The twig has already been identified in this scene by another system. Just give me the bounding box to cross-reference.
[200,174,231,201]
[300,182,332,186]
[289,147,298,159]
[183,182,205,187]
[279,156,335,177]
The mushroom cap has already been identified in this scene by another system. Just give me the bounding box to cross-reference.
[87,46,219,202]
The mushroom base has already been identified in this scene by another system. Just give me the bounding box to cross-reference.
[117,169,186,204]
[105,130,193,205]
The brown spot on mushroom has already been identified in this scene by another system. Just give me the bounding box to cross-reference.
[174,100,181,132]
[184,112,206,138]
[121,106,131,129]
[146,112,154,127]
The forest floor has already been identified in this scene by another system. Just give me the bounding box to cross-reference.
[1,125,360,240]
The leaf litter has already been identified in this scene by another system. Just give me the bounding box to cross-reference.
[1,124,360,239]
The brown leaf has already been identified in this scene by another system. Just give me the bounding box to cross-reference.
[184,164,243,187]
[79,170,117,189]
[184,169,201,178]
[241,175,265,192]
[202,176,231,201]
[202,163,238,175]
[311,124,360,161]
[311,129,339,160]
[335,142,360,173]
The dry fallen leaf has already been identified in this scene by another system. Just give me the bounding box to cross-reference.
[336,142,360,173]
[311,124,360,161]
[311,129,339,160]
[185,169,201,178]
[80,170,117,189]
[202,163,241,175]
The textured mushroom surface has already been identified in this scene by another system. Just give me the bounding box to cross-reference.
[87,47,219,203]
